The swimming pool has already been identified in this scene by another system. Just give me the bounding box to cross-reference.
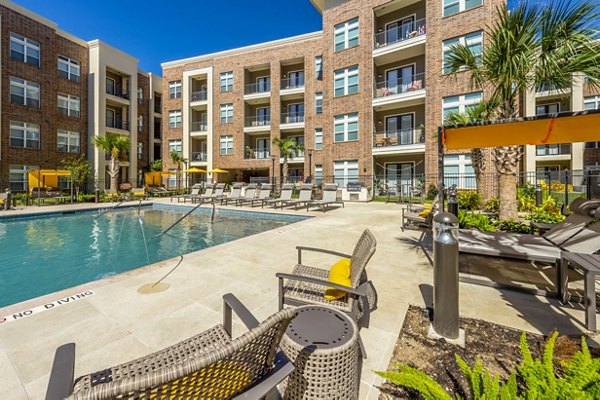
[0,205,308,308]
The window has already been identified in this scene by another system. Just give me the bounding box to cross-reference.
[334,112,359,142]
[444,154,475,189]
[315,56,323,80]
[314,164,323,185]
[584,95,600,110]
[315,128,323,150]
[137,143,143,160]
[334,65,359,97]
[58,56,80,82]
[137,88,143,104]
[57,94,80,117]
[57,130,80,153]
[169,140,182,155]
[585,141,600,149]
[442,92,483,122]
[220,136,233,155]
[220,71,233,92]
[315,92,323,114]
[169,80,181,99]
[536,103,559,116]
[220,104,233,123]
[138,115,144,132]
[10,32,40,67]
[10,121,40,149]
[169,110,182,128]
[443,31,483,73]
[443,0,483,17]
[334,18,359,52]
[10,165,39,192]
[334,160,359,187]
[168,169,177,188]
[10,77,40,108]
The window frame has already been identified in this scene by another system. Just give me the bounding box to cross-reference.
[442,31,483,74]
[168,139,182,155]
[334,17,359,52]
[315,92,323,114]
[169,110,182,128]
[10,77,40,108]
[220,103,234,124]
[442,92,483,122]
[168,80,182,99]
[137,142,144,160]
[443,153,475,189]
[333,160,359,188]
[220,71,234,92]
[334,112,359,143]
[10,164,39,192]
[57,56,80,82]
[9,121,40,149]
[443,0,484,17]
[315,128,323,150]
[334,65,359,97]
[10,32,40,67]
[57,94,80,117]
[57,129,81,153]
[315,56,323,80]
[220,135,234,155]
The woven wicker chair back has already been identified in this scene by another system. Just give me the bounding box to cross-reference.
[349,229,377,287]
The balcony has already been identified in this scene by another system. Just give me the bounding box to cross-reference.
[245,81,271,95]
[191,152,207,162]
[536,144,571,157]
[373,128,425,153]
[244,148,270,160]
[280,112,305,130]
[244,116,271,131]
[154,129,161,140]
[374,18,426,49]
[373,73,426,109]
[106,119,129,131]
[106,86,129,100]
[154,102,161,114]
[191,121,208,133]
[535,82,571,98]
[281,76,305,90]
[191,90,207,102]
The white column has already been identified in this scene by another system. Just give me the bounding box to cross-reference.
[523,87,537,183]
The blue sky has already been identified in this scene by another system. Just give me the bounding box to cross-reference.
[13,0,323,75]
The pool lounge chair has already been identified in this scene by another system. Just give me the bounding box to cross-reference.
[250,184,274,207]
[221,183,245,205]
[148,186,174,197]
[45,294,295,400]
[171,184,201,203]
[194,183,225,204]
[276,229,378,330]
[130,187,147,200]
[401,198,438,231]
[233,183,259,206]
[307,184,344,212]
[263,184,294,208]
[278,184,313,210]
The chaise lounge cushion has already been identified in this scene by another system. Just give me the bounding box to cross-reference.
[325,258,351,300]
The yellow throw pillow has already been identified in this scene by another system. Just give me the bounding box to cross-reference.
[324,258,351,300]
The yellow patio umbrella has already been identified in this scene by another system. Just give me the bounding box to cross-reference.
[160,171,177,176]
[182,167,207,173]
[207,168,229,174]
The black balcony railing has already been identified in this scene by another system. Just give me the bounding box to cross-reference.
[281,112,305,124]
[281,74,305,90]
[374,72,425,98]
[154,103,161,113]
[245,81,271,95]
[373,128,425,147]
[106,119,129,130]
[374,17,426,49]
[191,121,208,132]
[244,148,270,160]
[536,144,571,156]
[154,129,161,139]
[191,90,207,102]
[245,115,271,127]
[191,152,207,162]
[106,87,129,99]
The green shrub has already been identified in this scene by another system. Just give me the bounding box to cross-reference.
[457,191,481,210]
[458,210,495,232]
[484,196,499,212]
[494,219,532,234]
[517,185,537,212]
[527,196,566,224]
[77,194,96,202]
[376,332,600,399]
[427,184,438,201]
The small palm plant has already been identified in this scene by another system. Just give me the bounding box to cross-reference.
[92,133,130,192]
[169,149,187,191]
[272,137,304,184]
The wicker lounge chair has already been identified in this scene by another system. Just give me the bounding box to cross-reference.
[276,229,378,330]
[221,183,245,205]
[263,183,294,208]
[172,184,201,203]
[45,294,295,400]
[307,184,344,212]
[250,184,273,207]
[278,184,313,210]
[235,183,259,206]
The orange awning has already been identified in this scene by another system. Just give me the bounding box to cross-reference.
[443,110,600,150]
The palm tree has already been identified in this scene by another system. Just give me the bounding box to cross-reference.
[272,137,304,183]
[169,148,187,191]
[445,0,600,220]
[92,133,130,192]
[444,100,498,200]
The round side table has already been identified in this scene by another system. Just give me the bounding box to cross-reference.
[281,305,361,400]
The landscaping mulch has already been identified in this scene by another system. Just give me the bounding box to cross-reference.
[378,305,596,399]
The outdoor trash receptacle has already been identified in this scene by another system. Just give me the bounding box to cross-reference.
[280,305,361,400]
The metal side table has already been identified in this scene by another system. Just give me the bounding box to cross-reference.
[281,306,361,400]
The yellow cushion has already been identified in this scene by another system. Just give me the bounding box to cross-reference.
[324,258,351,300]
[418,209,431,218]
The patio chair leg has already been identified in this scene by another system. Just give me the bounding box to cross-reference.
[278,277,284,311]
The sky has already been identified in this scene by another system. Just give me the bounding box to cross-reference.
[12,0,323,75]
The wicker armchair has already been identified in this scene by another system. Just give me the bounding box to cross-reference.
[45,294,295,400]
[276,229,378,330]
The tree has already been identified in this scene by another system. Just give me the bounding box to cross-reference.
[169,149,187,191]
[272,137,304,184]
[444,100,498,201]
[92,133,130,192]
[445,0,600,220]
[60,154,91,199]
[150,159,162,172]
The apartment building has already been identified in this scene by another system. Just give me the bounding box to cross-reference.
[162,0,599,195]
[0,0,162,191]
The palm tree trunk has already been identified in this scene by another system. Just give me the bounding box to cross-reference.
[109,157,119,192]
[493,145,520,220]
[282,157,289,184]
[470,148,488,201]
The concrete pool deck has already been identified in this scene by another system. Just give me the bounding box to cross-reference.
[0,199,598,399]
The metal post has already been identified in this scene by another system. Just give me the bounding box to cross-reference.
[437,127,445,212]
[5,188,11,210]
[536,183,543,207]
[447,184,458,217]
[564,169,569,207]
[307,150,313,184]
[586,169,592,200]
[271,157,275,186]
[431,212,461,342]
[94,184,100,203]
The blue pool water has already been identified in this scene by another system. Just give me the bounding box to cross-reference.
[0,205,308,308]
